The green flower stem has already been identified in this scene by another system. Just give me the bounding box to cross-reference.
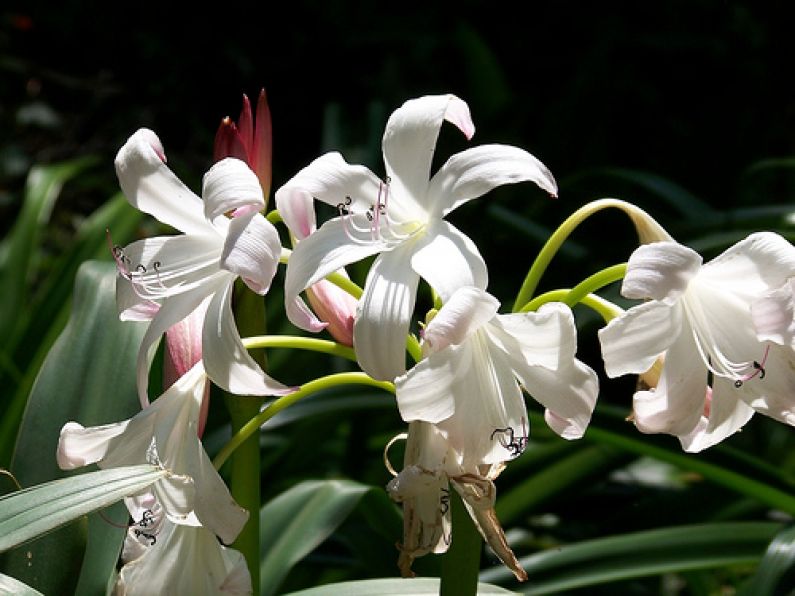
[242,335,357,362]
[224,394,264,590]
[214,372,395,470]
[440,489,482,596]
[519,264,627,323]
[512,198,666,312]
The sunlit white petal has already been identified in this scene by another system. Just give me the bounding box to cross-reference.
[115,129,211,235]
[220,212,281,295]
[422,286,498,352]
[622,241,702,303]
[427,144,557,218]
[202,157,265,221]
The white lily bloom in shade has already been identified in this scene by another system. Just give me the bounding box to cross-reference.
[386,421,526,581]
[115,506,252,596]
[113,128,290,404]
[395,287,599,464]
[57,362,248,545]
[599,232,795,452]
[276,94,557,381]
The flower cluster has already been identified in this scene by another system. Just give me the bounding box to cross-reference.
[53,91,795,592]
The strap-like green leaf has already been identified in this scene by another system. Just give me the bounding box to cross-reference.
[0,464,165,552]
[282,578,519,595]
[259,479,373,596]
[479,521,781,593]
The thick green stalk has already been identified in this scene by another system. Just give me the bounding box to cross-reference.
[224,394,264,590]
[440,489,481,596]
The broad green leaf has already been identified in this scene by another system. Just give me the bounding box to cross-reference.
[0,158,97,356]
[260,479,373,596]
[0,573,45,595]
[0,464,165,552]
[283,578,519,595]
[479,522,781,594]
[1,260,147,594]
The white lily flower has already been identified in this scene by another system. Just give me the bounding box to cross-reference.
[386,421,526,581]
[276,94,557,381]
[115,504,252,596]
[599,232,795,452]
[57,362,248,545]
[395,287,599,464]
[113,128,290,404]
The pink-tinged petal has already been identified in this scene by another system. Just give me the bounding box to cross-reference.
[57,420,130,470]
[115,129,211,236]
[284,215,386,332]
[410,220,488,303]
[135,274,228,405]
[632,328,707,438]
[598,300,682,378]
[700,232,795,297]
[382,94,472,216]
[164,298,210,387]
[426,144,557,219]
[395,344,468,423]
[275,152,382,216]
[622,242,702,303]
[202,279,293,396]
[751,280,795,345]
[277,182,316,240]
[422,286,498,353]
[202,157,265,222]
[117,234,223,302]
[354,243,421,381]
[305,278,357,347]
[220,212,281,295]
[116,275,160,322]
[738,344,795,427]
[680,377,755,452]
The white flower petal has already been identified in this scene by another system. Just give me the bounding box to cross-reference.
[700,232,795,296]
[135,275,226,404]
[680,378,755,452]
[153,472,197,525]
[438,338,527,464]
[354,244,421,381]
[622,241,702,303]
[738,344,795,427]
[202,279,293,396]
[184,431,249,544]
[116,275,160,321]
[220,212,281,295]
[427,144,557,219]
[489,303,579,371]
[57,420,130,470]
[118,234,223,301]
[275,184,316,240]
[395,344,469,423]
[114,129,212,236]
[275,151,383,215]
[598,300,681,378]
[382,94,472,217]
[284,215,387,332]
[410,220,488,303]
[751,280,795,345]
[202,157,265,222]
[116,523,252,596]
[632,328,707,437]
[422,286,498,352]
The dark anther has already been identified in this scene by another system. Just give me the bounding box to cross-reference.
[753,360,766,379]
[439,487,450,515]
[734,379,744,388]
